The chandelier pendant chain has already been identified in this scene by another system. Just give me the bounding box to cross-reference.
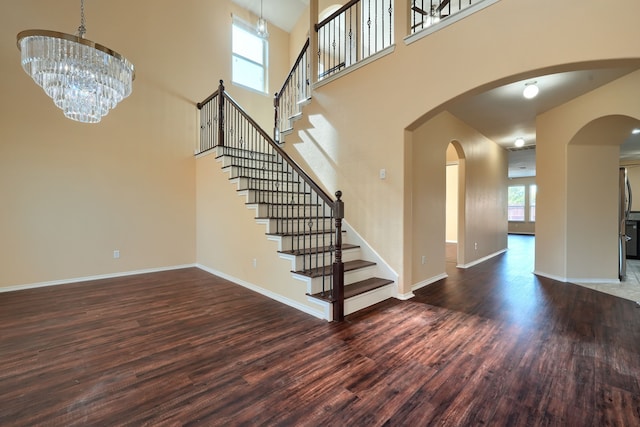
[78,0,86,38]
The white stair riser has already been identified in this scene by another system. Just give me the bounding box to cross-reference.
[303,265,379,295]
[285,248,361,271]
[251,204,328,218]
[262,218,334,234]
[305,282,395,322]
[243,191,313,205]
[215,147,275,163]
[225,166,292,181]
[233,177,301,193]
[344,284,396,316]
[220,156,287,172]
[273,232,340,252]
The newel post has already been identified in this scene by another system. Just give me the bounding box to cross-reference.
[218,80,225,147]
[274,92,280,143]
[333,190,345,322]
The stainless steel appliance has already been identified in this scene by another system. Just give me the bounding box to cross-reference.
[619,167,633,279]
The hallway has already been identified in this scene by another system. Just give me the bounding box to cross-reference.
[448,235,640,303]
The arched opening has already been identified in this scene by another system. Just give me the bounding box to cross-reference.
[446,141,466,267]
[565,115,640,284]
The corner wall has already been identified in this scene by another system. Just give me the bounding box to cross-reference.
[0,0,289,289]
[283,0,640,294]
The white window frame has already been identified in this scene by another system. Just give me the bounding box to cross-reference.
[231,17,268,94]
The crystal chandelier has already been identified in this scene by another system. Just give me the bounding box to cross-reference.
[17,0,135,124]
[256,0,269,38]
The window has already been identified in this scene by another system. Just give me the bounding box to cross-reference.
[232,19,267,93]
[508,186,525,221]
[529,185,537,222]
[508,184,536,222]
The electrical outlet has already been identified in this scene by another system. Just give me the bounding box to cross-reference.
[474,242,478,250]
[252,258,257,268]
[113,250,120,259]
[421,255,426,265]
[379,169,386,180]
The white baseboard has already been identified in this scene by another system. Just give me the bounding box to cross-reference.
[196,264,325,320]
[533,270,566,282]
[0,264,197,293]
[411,273,448,292]
[396,291,416,300]
[567,277,620,285]
[458,249,507,269]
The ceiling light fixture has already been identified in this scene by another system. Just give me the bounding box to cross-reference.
[17,0,135,123]
[632,128,640,135]
[523,82,539,99]
[515,137,525,147]
[256,0,269,38]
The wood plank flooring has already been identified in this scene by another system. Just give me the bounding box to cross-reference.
[1,235,639,426]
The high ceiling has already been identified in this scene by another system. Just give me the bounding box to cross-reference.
[231,0,309,32]
[235,0,640,178]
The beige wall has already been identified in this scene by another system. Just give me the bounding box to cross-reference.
[279,0,640,294]
[410,112,506,286]
[195,153,319,314]
[0,0,289,289]
[4,0,640,302]
[536,71,640,281]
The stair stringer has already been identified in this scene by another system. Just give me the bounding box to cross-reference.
[341,219,400,290]
[278,98,400,319]
[196,149,327,320]
[213,146,397,321]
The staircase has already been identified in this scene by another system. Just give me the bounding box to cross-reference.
[198,82,395,321]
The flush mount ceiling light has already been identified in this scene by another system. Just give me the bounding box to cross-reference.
[17,0,135,123]
[523,82,539,99]
[632,128,640,135]
[256,0,269,38]
[514,137,525,147]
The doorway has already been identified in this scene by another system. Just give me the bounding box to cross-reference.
[446,142,465,266]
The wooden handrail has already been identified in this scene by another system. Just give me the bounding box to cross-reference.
[197,88,221,110]
[276,38,310,99]
[221,86,336,208]
[197,81,345,321]
[315,0,360,31]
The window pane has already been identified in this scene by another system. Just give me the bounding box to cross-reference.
[529,185,537,222]
[232,25,264,65]
[233,56,265,92]
[508,186,525,221]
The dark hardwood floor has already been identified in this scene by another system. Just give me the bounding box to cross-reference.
[1,235,639,426]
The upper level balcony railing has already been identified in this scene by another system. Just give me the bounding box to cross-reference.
[315,0,394,81]
[410,0,485,33]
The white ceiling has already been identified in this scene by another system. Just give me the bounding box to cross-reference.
[447,67,640,178]
[231,0,309,32]
[240,1,640,178]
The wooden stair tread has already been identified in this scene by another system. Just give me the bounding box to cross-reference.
[279,243,359,256]
[308,277,395,302]
[215,147,275,158]
[266,229,344,238]
[222,164,292,174]
[238,189,311,195]
[294,259,375,278]
[247,202,321,207]
[217,153,279,164]
[255,215,333,220]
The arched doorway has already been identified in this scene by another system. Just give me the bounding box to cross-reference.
[565,115,640,282]
[446,141,466,266]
